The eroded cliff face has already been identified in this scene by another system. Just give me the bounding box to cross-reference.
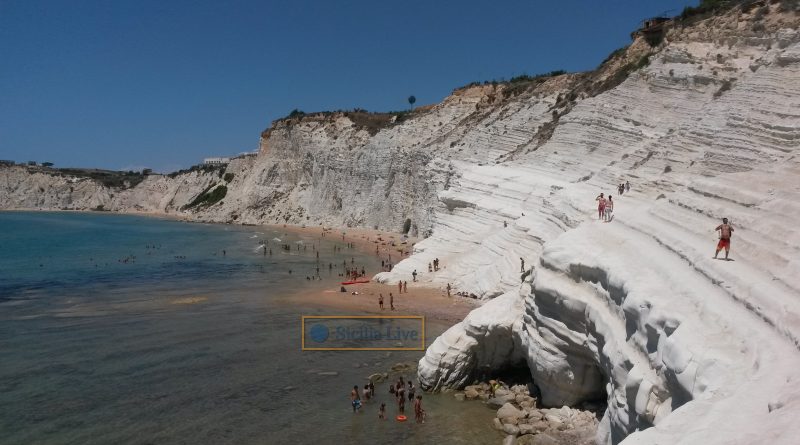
[3,4,800,444]
[383,4,800,445]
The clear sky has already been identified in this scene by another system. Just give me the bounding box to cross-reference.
[0,0,698,172]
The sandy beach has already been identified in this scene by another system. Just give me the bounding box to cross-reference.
[269,223,479,325]
[291,281,479,326]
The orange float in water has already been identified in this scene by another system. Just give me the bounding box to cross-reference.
[396,415,407,422]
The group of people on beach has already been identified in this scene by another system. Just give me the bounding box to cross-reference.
[352,376,424,423]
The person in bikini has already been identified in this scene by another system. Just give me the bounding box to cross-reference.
[714,217,734,260]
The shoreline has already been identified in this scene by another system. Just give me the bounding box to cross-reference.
[2,208,475,327]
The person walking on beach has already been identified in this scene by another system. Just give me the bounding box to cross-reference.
[407,381,415,401]
[520,257,525,273]
[447,283,452,297]
[379,294,384,310]
[714,217,734,260]
[351,386,362,413]
[604,195,614,222]
[398,281,402,294]
[625,180,630,192]
[412,270,417,282]
[390,293,395,310]
[596,193,606,220]
[403,281,407,293]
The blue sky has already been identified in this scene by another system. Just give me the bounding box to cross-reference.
[0,0,698,172]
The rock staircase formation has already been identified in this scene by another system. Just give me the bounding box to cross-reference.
[381,5,800,445]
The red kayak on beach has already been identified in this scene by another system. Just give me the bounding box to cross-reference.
[341,279,371,285]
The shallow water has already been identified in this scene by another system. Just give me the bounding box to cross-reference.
[0,212,497,444]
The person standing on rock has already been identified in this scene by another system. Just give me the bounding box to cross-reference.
[604,195,614,222]
[714,217,735,260]
[596,193,606,220]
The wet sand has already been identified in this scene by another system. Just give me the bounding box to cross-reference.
[291,281,479,325]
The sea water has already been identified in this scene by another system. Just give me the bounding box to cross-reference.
[0,212,496,444]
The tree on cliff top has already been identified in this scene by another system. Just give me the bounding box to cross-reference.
[408,95,416,110]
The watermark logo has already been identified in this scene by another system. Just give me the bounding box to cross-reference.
[309,323,330,343]
[301,316,426,351]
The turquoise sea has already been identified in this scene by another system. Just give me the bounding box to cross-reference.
[0,212,496,444]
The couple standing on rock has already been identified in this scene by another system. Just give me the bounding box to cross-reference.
[595,193,614,222]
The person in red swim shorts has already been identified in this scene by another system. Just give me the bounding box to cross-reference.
[714,217,734,260]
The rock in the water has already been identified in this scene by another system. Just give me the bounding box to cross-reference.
[518,423,535,435]
[487,394,515,408]
[500,416,519,426]
[497,403,524,421]
[454,392,465,402]
[529,420,549,432]
[526,409,544,422]
[529,434,558,445]
[502,423,520,436]
[511,384,529,395]
[502,435,516,445]
[465,387,480,400]
[492,418,504,431]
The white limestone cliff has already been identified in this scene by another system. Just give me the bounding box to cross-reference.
[2,4,800,444]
